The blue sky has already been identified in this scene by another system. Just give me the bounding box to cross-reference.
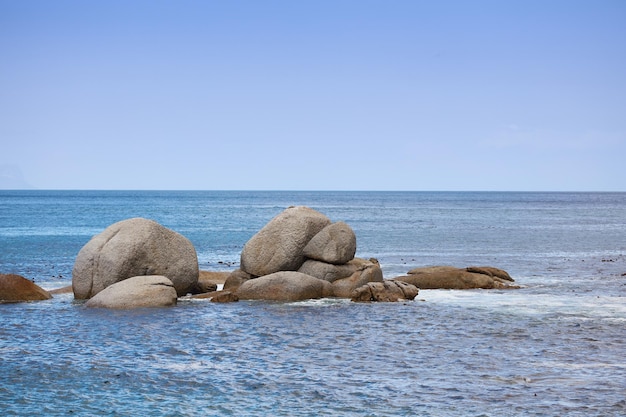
[1,0,625,190]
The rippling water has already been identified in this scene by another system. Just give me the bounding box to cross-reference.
[1,191,625,416]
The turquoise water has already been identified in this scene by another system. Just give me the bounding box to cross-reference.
[1,191,625,416]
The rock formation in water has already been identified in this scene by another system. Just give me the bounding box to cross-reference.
[85,275,177,309]
[0,273,52,302]
[228,206,385,301]
[236,271,334,301]
[240,206,331,276]
[393,265,517,289]
[72,217,199,299]
[351,280,419,302]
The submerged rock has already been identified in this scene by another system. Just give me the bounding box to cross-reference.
[85,275,177,309]
[72,217,199,299]
[190,290,239,303]
[0,274,51,302]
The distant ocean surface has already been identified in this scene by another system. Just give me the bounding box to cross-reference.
[1,190,625,416]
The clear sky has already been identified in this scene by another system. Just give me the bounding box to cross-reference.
[1,0,625,191]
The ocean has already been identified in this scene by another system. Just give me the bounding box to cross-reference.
[1,190,625,416]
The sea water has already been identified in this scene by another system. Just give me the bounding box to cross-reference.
[1,191,625,416]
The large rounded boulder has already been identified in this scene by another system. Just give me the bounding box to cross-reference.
[240,206,331,277]
[0,274,51,302]
[302,221,356,264]
[72,217,199,299]
[235,271,333,301]
[85,275,177,309]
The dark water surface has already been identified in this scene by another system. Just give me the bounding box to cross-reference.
[1,191,625,416]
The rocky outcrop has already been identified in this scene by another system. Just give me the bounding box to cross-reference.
[330,258,384,298]
[465,266,514,282]
[72,217,199,299]
[236,206,384,300]
[394,266,517,289]
[235,271,333,301]
[302,221,356,264]
[351,280,419,302]
[85,275,178,309]
[240,206,331,276]
[0,274,52,302]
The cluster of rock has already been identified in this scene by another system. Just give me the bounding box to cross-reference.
[1,205,519,308]
[227,206,389,301]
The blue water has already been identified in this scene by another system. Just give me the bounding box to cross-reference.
[1,191,625,416]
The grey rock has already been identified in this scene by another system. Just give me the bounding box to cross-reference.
[235,271,333,301]
[240,206,331,276]
[72,217,199,299]
[302,221,356,264]
[85,275,177,309]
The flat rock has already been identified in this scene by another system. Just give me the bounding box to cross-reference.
[396,265,517,289]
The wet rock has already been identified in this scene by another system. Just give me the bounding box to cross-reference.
[0,274,51,302]
[331,258,384,298]
[72,217,199,299]
[351,280,419,302]
[85,275,177,309]
[49,285,73,295]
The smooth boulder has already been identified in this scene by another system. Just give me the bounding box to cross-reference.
[394,266,516,289]
[235,271,333,301]
[302,221,356,264]
[351,280,419,302]
[73,217,199,299]
[240,206,331,277]
[85,275,177,309]
[0,274,52,302]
